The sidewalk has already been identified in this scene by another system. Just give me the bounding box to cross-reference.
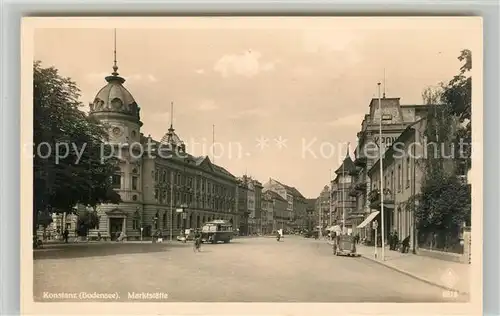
[354,244,470,294]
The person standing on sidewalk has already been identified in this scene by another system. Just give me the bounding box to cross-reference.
[63,229,69,243]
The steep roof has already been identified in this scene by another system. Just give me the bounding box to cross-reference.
[142,137,236,180]
[264,189,287,202]
[334,154,356,175]
[270,178,306,199]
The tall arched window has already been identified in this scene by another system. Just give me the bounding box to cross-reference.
[111,167,121,189]
[162,212,167,229]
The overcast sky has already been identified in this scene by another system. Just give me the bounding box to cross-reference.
[33,17,480,198]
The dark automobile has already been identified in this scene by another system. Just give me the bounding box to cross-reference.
[303,230,319,238]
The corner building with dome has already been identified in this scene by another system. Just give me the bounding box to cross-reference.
[88,64,239,240]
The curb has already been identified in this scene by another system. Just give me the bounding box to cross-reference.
[359,254,469,295]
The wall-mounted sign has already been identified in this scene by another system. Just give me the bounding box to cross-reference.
[373,135,399,146]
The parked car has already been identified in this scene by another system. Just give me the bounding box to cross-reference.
[177,229,196,242]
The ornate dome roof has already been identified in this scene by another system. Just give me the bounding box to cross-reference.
[160,126,185,149]
[89,66,141,121]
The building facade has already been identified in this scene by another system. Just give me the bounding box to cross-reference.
[366,116,469,253]
[349,96,429,243]
[305,198,317,231]
[365,119,427,250]
[237,176,263,235]
[261,193,274,234]
[263,178,306,231]
[330,153,357,234]
[315,185,330,229]
[85,63,239,240]
[262,190,288,232]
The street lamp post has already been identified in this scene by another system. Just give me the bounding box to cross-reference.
[377,82,386,261]
[152,213,158,243]
[180,203,188,224]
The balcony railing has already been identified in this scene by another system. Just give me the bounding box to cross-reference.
[354,173,367,192]
[368,188,395,209]
[348,173,367,197]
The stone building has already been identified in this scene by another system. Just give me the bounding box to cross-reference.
[305,198,317,231]
[237,175,263,235]
[349,96,429,243]
[364,119,427,250]
[262,190,288,232]
[365,115,469,254]
[261,193,274,234]
[86,62,238,240]
[263,178,307,231]
[315,185,331,229]
[330,152,357,234]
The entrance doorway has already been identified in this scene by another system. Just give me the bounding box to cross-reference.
[109,218,123,240]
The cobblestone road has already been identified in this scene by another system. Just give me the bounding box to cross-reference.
[33,236,469,302]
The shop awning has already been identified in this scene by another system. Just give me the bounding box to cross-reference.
[357,211,380,228]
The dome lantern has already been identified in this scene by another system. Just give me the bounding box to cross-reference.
[88,29,141,123]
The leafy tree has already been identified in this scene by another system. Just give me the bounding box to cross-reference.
[33,61,121,234]
[413,50,472,250]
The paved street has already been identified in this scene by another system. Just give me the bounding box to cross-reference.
[33,236,468,302]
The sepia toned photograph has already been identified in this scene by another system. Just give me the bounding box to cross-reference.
[23,16,482,313]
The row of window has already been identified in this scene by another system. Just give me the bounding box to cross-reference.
[374,156,412,193]
[154,168,233,198]
[153,188,235,211]
[111,168,140,190]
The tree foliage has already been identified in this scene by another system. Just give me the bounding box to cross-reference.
[414,50,472,245]
[33,61,121,232]
[76,208,101,236]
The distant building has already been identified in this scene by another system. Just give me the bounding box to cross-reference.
[305,198,317,231]
[315,185,330,229]
[237,175,263,235]
[331,152,357,233]
[261,193,275,234]
[263,178,307,230]
[262,190,288,231]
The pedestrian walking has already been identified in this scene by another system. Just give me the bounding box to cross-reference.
[392,230,399,251]
[63,228,69,243]
[401,235,410,253]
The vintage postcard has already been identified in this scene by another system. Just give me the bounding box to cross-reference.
[22,17,482,315]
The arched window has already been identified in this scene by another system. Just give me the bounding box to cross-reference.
[111,167,121,189]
